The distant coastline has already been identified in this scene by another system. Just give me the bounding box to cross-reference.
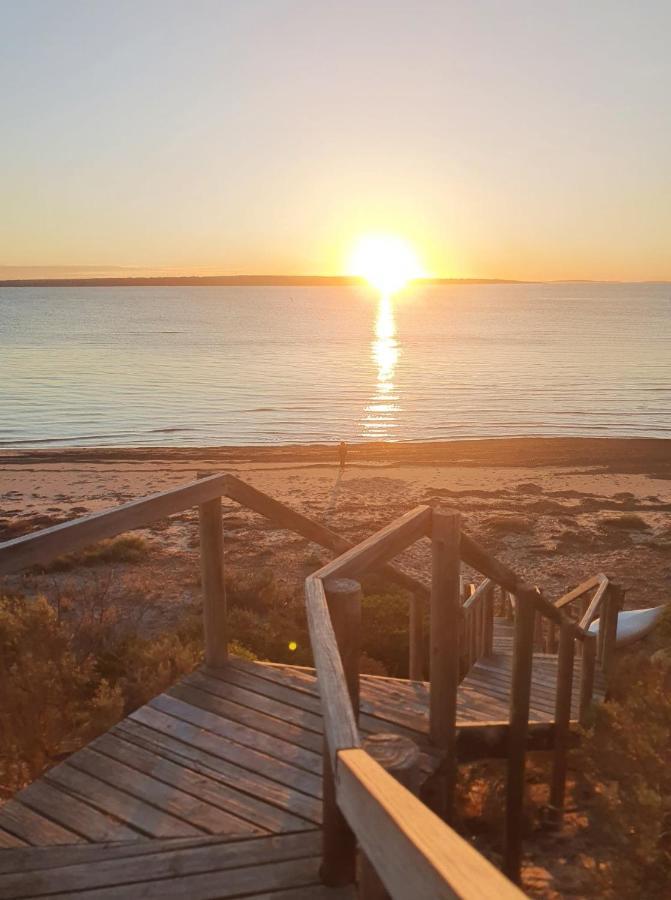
[1,275,668,287]
[0,275,529,288]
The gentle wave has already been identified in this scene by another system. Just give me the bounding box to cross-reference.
[0,282,669,447]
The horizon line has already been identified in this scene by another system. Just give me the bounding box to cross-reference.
[1,274,670,288]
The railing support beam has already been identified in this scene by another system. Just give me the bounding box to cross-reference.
[429,508,461,823]
[503,594,536,883]
[320,578,362,886]
[549,622,575,825]
[579,634,597,724]
[199,496,228,668]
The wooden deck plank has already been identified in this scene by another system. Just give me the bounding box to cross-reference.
[0,835,256,875]
[128,704,323,797]
[0,831,26,850]
[0,831,321,899]
[91,733,313,833]
[16,781,141,843]
[0,801,83,847]
[150,692,322,774]
[0,626,607,859]
[171,680,323,753]
[186,670,325,733]
[62,747,262,837]
[38,856,324,900]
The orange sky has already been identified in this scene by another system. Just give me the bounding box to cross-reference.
[1,2,670,282]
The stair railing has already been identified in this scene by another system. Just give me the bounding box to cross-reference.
[0,480,524,899]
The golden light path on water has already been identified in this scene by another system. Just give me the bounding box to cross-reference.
[362,293,400,437]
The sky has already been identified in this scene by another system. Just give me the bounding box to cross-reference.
[1,0,669,281]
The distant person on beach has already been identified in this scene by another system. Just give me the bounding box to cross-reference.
[338,441,348,472]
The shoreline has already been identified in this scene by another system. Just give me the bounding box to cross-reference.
[2,436,670,476]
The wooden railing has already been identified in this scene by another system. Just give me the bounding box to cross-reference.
[305,506,526,898]
[0,474,619,895]
[459,578,495,679]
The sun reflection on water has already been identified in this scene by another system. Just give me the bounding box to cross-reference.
[362,294,400,437]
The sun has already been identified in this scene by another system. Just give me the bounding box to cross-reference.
[348,234,427,295]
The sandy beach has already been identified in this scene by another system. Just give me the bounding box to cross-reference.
[2,437,670,615]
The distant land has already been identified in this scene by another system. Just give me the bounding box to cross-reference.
[0,275,529,287]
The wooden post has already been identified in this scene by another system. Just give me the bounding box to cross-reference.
[505,589,514,621]
[320,578,362,886]
[503,594,536,883]
[199,495,227,668]
[430,508,461,823]
[546,622,558,654]
[601,584,622,678]
[534,601,545,651]
[359,734,421,900]
[549,623,575,825]
[579,634,597,724]
[409,593,424,681]
[484,583,495,657]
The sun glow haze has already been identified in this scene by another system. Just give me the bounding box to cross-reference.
[348,235,427,296]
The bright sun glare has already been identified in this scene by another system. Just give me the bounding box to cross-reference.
[348,235,427,296]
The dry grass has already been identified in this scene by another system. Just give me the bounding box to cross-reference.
[485,514,534,535]
[32,534,150,572]
[600,513,650,531]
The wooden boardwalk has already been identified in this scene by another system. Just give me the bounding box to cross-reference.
[0,619,604,898]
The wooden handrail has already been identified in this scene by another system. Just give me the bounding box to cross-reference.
[304,576,361,767]
[460,531,596,639]
[463,577,492,611]
[554,573,606,610]
[313,505,432,583]
[0,473,229,576]
[337,747,524,900]
[225,474,431,603]
[577,577,610,631]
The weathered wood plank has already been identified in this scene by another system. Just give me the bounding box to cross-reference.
[91,733,311,833]
[0,831,322,899]
[16,779,143,843]
[199,495,228,667]
[37,856,324,900]
[320,578,361,886]
[168,681,323,753]
[114,719,322,823]
[554,574,606,610]
[150,692,322,774]
[337,748,524,900]
[503,600,536,883]
[304,576,360,765]
[185,670,324,734]
[429,509,461,821]
[45,759,210,838]
[0,800,83,847]
[129,703,322,795]
[577,578,609,631]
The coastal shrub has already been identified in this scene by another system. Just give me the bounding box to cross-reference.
[0,594,124,793]
[33,535,149,572]
[485,514,533,535]
[577,645,671,897]
[361,586,412,677]
[600,514,650,531]
[0,591,208,795]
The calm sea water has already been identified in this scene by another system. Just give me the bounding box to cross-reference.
[1,283,669,447]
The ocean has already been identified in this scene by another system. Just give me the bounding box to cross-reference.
[1,282,669,447]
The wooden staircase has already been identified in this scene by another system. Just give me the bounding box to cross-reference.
[0,474,619,899]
